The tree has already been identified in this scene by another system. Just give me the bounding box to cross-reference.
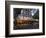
[32,9,39,19]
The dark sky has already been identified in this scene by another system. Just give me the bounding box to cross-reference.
[14,8,39,18]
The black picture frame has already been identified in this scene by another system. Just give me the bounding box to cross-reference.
[5,1,45,37]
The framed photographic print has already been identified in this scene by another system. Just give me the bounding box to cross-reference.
[5,1,45,37]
